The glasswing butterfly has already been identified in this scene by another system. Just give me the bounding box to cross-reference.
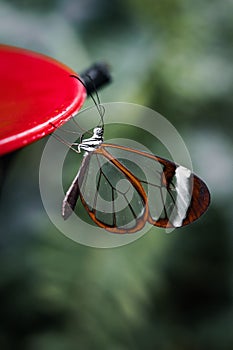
[61,75,210,234]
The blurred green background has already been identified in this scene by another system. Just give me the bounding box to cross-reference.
[0,0,233,349]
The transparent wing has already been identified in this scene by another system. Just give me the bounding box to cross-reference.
[100,144,210,229]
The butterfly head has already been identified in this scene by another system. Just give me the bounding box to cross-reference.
[78,126,104,153]
[93,126,104,138]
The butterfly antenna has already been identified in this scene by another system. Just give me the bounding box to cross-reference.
[84,73,105,127]
[49,123,81,154]
[70,74,105,127]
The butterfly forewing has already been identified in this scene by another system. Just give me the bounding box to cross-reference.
[100,144,210,229]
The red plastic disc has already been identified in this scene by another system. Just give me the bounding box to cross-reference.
[0,45,86,155]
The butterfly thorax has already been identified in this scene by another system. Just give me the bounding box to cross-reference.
[78,126,104,153]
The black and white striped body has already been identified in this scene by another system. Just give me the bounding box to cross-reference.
[78,127,104,153]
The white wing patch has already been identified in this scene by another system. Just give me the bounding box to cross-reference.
[171,165,192,227]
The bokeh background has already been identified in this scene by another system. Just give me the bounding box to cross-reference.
[0,0,233,349]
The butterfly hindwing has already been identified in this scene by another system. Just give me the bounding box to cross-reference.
[63,145,150,233]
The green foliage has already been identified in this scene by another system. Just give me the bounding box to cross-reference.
[2,0,57,12]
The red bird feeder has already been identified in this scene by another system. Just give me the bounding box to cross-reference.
[0,45,111,156]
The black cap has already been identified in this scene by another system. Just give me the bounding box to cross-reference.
[79,62,112,95]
